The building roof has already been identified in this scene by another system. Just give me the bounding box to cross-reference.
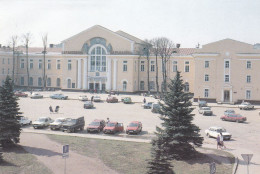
[115,30,146,44]
[172,48,198,56]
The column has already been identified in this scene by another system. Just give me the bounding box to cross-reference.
[106,58,112,90]
[83,58,88,89]
[99,81,102,91]
[77,59,82,89]
[113,59,118,90]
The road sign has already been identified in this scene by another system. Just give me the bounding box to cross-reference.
[210,162,216,174]
[62,144,69,158]
[241,154,253,165]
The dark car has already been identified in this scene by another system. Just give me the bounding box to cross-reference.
[87,119,106,133]
[143,102,153,109]
[106,96,118,103]
[126,121,142,134]
[84,101,94,109]
[198,100,207,108]
[60,117,85,133]
[221,114,247,123]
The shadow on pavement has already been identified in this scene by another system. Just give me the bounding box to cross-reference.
[21,145,62,157]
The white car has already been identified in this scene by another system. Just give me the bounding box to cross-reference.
[17,116,32,126]
[50,118,67,130]
[238,102,254,110]
[78,95,88,101]
[30,93,43,99]
[198,107,213,116]
[205,126,231,140]
[93,96,101,102]
[32,117,53,129]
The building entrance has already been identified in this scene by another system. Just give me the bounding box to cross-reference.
[224,90,230,102]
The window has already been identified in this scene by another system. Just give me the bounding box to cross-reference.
[2,68,4,74]
[205,61,209,68]
[56,78,61,87]
[47,60,51,70]
[150,61,155,72]
[38,59,42,69]
[38,77,42,87]
[173,61,177,72]
[204,89,209,98]
[20,77,24,86]
[8,68,10,74]
[225,75,230,82]
[90,46,106,72]
[246,75,251,83]
[47,78,51,86]
[57,60,61,70]
[149,81,155,90]
[29,77,33,86]
[30,59,33,69]
[123,81,127,91]
[2,58,5,64]
[67,79,71,88]
[246,90,251,99]
[67,60,71,70]
[247,61,251,69]
[205,74,209,82]
[20,59,25,68]
[185,61,189,72]
[225,61,230,68]
[140,81,145,90]
[140,61,145,72]
[123,61,127,72]
[8,58,10,64]
[184,82,189,92]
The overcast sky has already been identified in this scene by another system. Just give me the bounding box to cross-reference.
[1,0,260,48]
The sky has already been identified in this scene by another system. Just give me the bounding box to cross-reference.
[1,0,260,48]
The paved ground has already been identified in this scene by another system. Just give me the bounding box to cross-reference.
[18,91,260,174]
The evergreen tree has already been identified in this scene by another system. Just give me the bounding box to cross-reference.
[0,76,21,147]
[156,71,203,160]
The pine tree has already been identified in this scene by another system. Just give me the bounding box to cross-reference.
[0,76,21,147]
[156,71,203,160]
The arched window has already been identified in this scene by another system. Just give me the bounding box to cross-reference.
[90,46,106,72]
[123,81,127,91]
[56,78,61,87]
[38,77,42,87]
[47,78,51,86]
[29,77,33,86]
[184,82,189,92]
[67,79,71,88]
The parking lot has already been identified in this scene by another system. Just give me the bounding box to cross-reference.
[18,91,260,173]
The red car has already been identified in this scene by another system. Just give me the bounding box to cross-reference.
[86,119,106,133]
[103,122,124,134]
[106,96,118,103]
[15,91,28,97]
[126,121,142,134]
[220,114,247,123]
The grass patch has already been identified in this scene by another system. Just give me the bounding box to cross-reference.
[0,145,52,174]
[47,134,234,174]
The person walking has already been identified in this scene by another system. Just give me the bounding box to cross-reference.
[49,106,53,113]
[91,96,94,102]
[220,132,226,149]
[217,134,222,149]
[55,106,60,113]
[143,98,146,103]
[106,117,110,124]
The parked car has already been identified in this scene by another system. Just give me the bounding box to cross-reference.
[142,102,153,109]
[30,93,43,99]
[50,118,68,130]
[17,116,32,126]
[224,109,235,116]
[106,96,118,103]
[32,117,53,129]
[103,122,124,134]
[78,95,88,101]
[238,102,254,110]
[50,93,68,100]
[123,97,132,104]
[121,97,125,102]
[198,100,207,108]
[205,126,231,140]
[84,101,94,109]
[126,121,142,134]
[151,103,160,113]
[15,91,28,97]
[86,119,106,133]
[93,96,101,102]
[198,107,213,116]
[220,114,247,123]
[60,117,85,133]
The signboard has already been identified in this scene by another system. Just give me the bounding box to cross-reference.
[62,144,69,158]
[210,162,216,174]
[241,154,253,165]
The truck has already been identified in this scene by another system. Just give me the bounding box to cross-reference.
[60,117,85,133]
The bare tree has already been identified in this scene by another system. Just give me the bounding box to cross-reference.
[22,33,32,88]
[42,33,48,90]
[11,35,18,84]
[150,38,160,94]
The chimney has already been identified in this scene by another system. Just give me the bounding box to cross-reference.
[176,44,180,48]
[49,44,54,48]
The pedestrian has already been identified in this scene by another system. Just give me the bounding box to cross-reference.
[55,106,60,113]
[220,132,226,149]
[91,96,94,102]
[106,117,110,124]
[143,98,146,103]
[49,105,53,113]
[217,134,222,149]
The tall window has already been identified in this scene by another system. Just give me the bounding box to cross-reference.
[173,61,177,72]
[30,59,33,69]
[246,75,251,83]
[38,77,42,87]
[205,61,209,68]
[8,68,10,74]
[2,58,5,64]
[140,61,145,72]
[90,46,106,72]
[2,68,4,74]
[29,77,33,86]
[140,81,145,90]
[47,78,51,86]
[47,60,51,70]
[204,89,209,98]
[246,90,251,99]
[20,77,24,86]
[8,58,10,64]
[149,81,155,90]
[67,79,71,88]
[225,60,230,68]
[20,59,25,68]
[56,78,61,87]
[123,61,127,72]
[247,61,251,69]
[123,81,127,91]
[225,75,230,82]
[184,82,189,92]
[185,61,189,72]
[38,59,42,69]
[150,61,155,72]
[205,74,209,82]
[57,60,61,69]
[68,60,72,70]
